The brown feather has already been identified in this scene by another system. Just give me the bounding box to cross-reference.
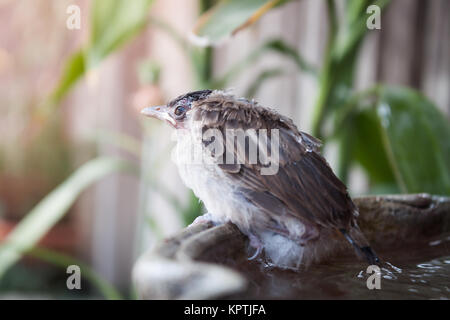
[192,93,357,232]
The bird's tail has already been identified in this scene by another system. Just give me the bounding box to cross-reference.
[340,225,381,266]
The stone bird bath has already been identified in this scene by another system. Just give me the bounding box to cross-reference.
[133,194,450,299]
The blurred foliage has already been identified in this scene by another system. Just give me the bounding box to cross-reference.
[0,0,156,296]
[0,247,122,299]
[211,39,317,90]
[0,157,137,279]
[312,0,391,139]
[0,118,75,221]
[339,106,396,188]
[370,87,450,194]
[245,68,285,97]
[336,86,450,195]
[24,119,74,189]
[96,129,142,157]
[49,0,154,106]
[138,60,161,85]
[27,247,123,299]
[182,191,205,226]
[193,0,293,45]
[49,49,85,107]
[89,0,153,66]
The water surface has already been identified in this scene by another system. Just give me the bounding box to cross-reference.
[233,233,450,299]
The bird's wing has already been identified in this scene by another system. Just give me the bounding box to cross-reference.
[233,146,357,230]
[195,95,356,230]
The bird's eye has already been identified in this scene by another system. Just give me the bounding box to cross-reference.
[174,106,186,117]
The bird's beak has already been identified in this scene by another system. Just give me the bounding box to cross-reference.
[141,105,176,127]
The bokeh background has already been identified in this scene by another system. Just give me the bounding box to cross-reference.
[0,0,448,298]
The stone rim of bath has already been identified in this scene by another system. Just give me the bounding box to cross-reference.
[132,194,450,299]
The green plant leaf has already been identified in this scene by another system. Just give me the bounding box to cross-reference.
[339,107,396,187]
[335,0,391,60]
[182,191,204,226]
[265,39,317,75]
[245,68,286,97]
[333,86,449,195]
[373,86,450,195]
[192,0,292,46]
[212,39,317,88]
[49,50,86,105]
[49,0,154,106]
[352,109,396,185]
[0,157,137,278]
[88,0,154,67]
[312,0,391,138]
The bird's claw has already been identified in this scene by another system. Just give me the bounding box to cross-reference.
[189,212,218,227]
[248,234,263,261]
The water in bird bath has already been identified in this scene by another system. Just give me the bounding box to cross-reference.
[226,232,450,299]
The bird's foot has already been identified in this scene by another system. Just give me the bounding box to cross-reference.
[247,234,264,261]
[189,212,220,227]
[300,224,320,243]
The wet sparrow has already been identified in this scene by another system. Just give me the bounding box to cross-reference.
[141,90,379,269]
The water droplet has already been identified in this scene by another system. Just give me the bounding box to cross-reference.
[429,240,441,246]
[417,263,441,270]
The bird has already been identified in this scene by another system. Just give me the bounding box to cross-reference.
[141,89,380,269]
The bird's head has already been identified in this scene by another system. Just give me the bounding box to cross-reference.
[141,90,212,129]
